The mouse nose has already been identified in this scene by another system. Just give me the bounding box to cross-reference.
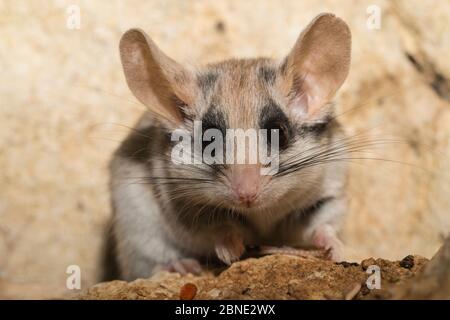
[230,165,261,206]
[237,189,258,206]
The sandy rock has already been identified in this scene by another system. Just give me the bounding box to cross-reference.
[383,236,450,299]
[79,254,429,300]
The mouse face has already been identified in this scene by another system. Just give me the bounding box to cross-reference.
[164,59,331,212]
[119,13,351,214]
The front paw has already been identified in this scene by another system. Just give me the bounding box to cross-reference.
[154,258,203,275]
[312,225,344,262]
[215,232,245,265]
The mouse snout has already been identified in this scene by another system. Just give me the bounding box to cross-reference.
[230,164,261,206]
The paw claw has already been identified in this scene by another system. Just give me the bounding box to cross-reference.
[312,225,344,262]
[215,232,245,265]
[158,258,203,275]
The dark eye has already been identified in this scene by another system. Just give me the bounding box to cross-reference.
[258,101,292,151]
[201,126,221,158]
[202,134,216,157]
[268,123,289,150]
[200,104,227,160]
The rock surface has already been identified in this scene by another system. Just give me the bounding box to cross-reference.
[383,236,450,299]
[80,236,450,300]
[79,254,430,300]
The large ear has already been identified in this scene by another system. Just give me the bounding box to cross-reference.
[119,29,197,125]
[281,13,351,119]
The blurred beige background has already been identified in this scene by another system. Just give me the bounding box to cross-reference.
[0,0,449,299]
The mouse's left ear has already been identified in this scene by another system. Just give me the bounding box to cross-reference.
[281,13,351,120]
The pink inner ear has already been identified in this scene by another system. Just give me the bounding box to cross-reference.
[288,72,331,121]
[289,92,309,120]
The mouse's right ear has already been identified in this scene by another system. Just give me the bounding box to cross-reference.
[119,29,197,126]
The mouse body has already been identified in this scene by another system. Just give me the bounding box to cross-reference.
[109,13,352,280]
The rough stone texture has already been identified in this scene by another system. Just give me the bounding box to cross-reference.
[1,0,450,298]
[79,253,430,300]
[380,236,450,299]
[80,236,450,300]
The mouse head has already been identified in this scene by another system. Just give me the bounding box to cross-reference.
[119,13,351,212]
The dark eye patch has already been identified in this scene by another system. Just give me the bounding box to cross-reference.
[197,71,218,98]
[258,65,277,86]
[259,99,292,150]
[201,104,227,135]
[200,104,228,159]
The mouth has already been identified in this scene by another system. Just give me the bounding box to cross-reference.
[230,197,266,211]
[229,191,260,209]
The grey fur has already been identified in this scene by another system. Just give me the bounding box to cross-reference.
[110,15,352,279]
[108,109,348,280]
